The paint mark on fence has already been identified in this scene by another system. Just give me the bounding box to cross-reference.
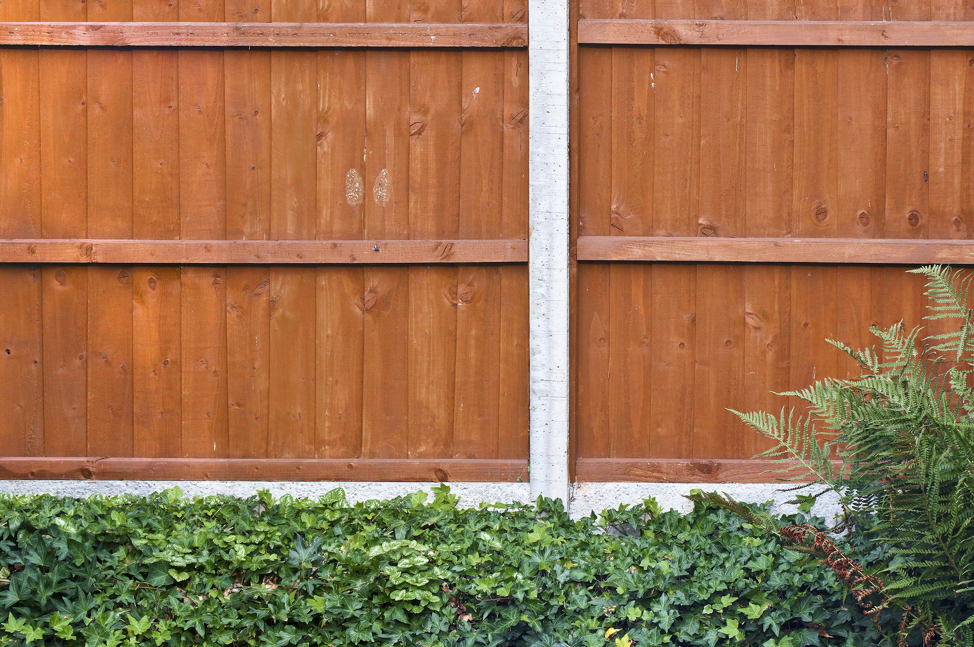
[345,169,364,206]
[373,169,389,206]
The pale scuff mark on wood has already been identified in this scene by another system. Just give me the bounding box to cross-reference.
[373,169,389,206]
[345,169,364,206]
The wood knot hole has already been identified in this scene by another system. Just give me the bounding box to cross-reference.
[814,206,828,223]
[907,210,922,228]
[857,210,870,227]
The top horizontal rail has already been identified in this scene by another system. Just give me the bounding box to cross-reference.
[578,19,974,47]
[0,22,528,48]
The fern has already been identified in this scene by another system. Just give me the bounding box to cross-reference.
[712,266,974,647]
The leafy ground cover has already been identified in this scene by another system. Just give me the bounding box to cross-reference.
[0,486,886,647]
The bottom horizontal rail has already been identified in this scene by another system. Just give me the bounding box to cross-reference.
[575,458,829,483]
[0,458,529,482]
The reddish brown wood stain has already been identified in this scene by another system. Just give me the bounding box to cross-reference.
[0,0,528,480]
[575,0,973,474]
[5,0,973,483]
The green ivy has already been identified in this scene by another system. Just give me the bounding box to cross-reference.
[0,486,888,647]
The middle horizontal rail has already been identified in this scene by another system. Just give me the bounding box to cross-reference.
[0,239,529,264]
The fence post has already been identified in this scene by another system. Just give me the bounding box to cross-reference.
[528,0,571,504]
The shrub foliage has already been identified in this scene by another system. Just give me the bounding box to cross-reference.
[701,266,974,646]
[1,487,881,647]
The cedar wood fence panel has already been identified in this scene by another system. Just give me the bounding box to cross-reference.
[0,0,530,482]
[4,0,974,486]
[573,0,974,482]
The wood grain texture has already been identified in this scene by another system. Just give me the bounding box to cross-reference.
[576,44,612,460]
[693,0,746,459]
[362,0,411,460]
[576,237,974,264]
[0,268,43,456]
[180,267,228,458]
[0,457,529,481]
[497,28,529,459]
[133,267,181,457]
[39,0,87,460]
[0,22,528,47]
[650,0,698,458]
[0,239,529,263]
[575,458,826,483]
[41,267,86,456]
[455,0,504,459]
[87,267,134,457]
[266,0,316,460]
[315,0,366,460]
[577,19,974,46]
[226,268,269,458]
[224,0,271,462]
[407,0,461,460]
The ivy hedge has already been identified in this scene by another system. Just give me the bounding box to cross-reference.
[0,487,889,647]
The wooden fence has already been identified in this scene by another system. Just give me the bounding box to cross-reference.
[0,0,529,482]
[573,0,974,483]
[4,0,974,488]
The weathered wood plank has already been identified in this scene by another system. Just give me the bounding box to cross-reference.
[579,19,974,47]
[0,239,529,263]
[0,457,529,481]
[575,458,836,483]
[0,22,528,47]
[577,236,974,264]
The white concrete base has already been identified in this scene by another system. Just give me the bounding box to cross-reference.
[0,480,841,523]
[0,481,532,508]
[570,482,842,522]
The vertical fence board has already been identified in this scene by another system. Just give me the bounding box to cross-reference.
[650,1,699,456]
[41,268,86,456]
[225,0,271,459]
[267,0,317,459]
[315,0,366,459]
[179,0,228,458]
[406,0,460,460]
[0,0,43,459]
[498,7,530,459]
[362,0,410,459]
[133,267,182,457]
[180,267,228,457]
[693,0,746,458]
[738,0,794,458]
[576,38,613,460]
[132,0,180,459]
[0,268,43,456]
[87,267,134,457]
[39,0,87,459]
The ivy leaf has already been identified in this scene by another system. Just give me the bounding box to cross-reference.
[719,619,743,641]
[21,624,45,644]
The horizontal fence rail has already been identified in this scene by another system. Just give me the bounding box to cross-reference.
[0,22,528,48]
[577,237,974,265]
[0,458,530,482]
[578,19,974,47]
[574,459,839,483]
[0,240,529,264]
